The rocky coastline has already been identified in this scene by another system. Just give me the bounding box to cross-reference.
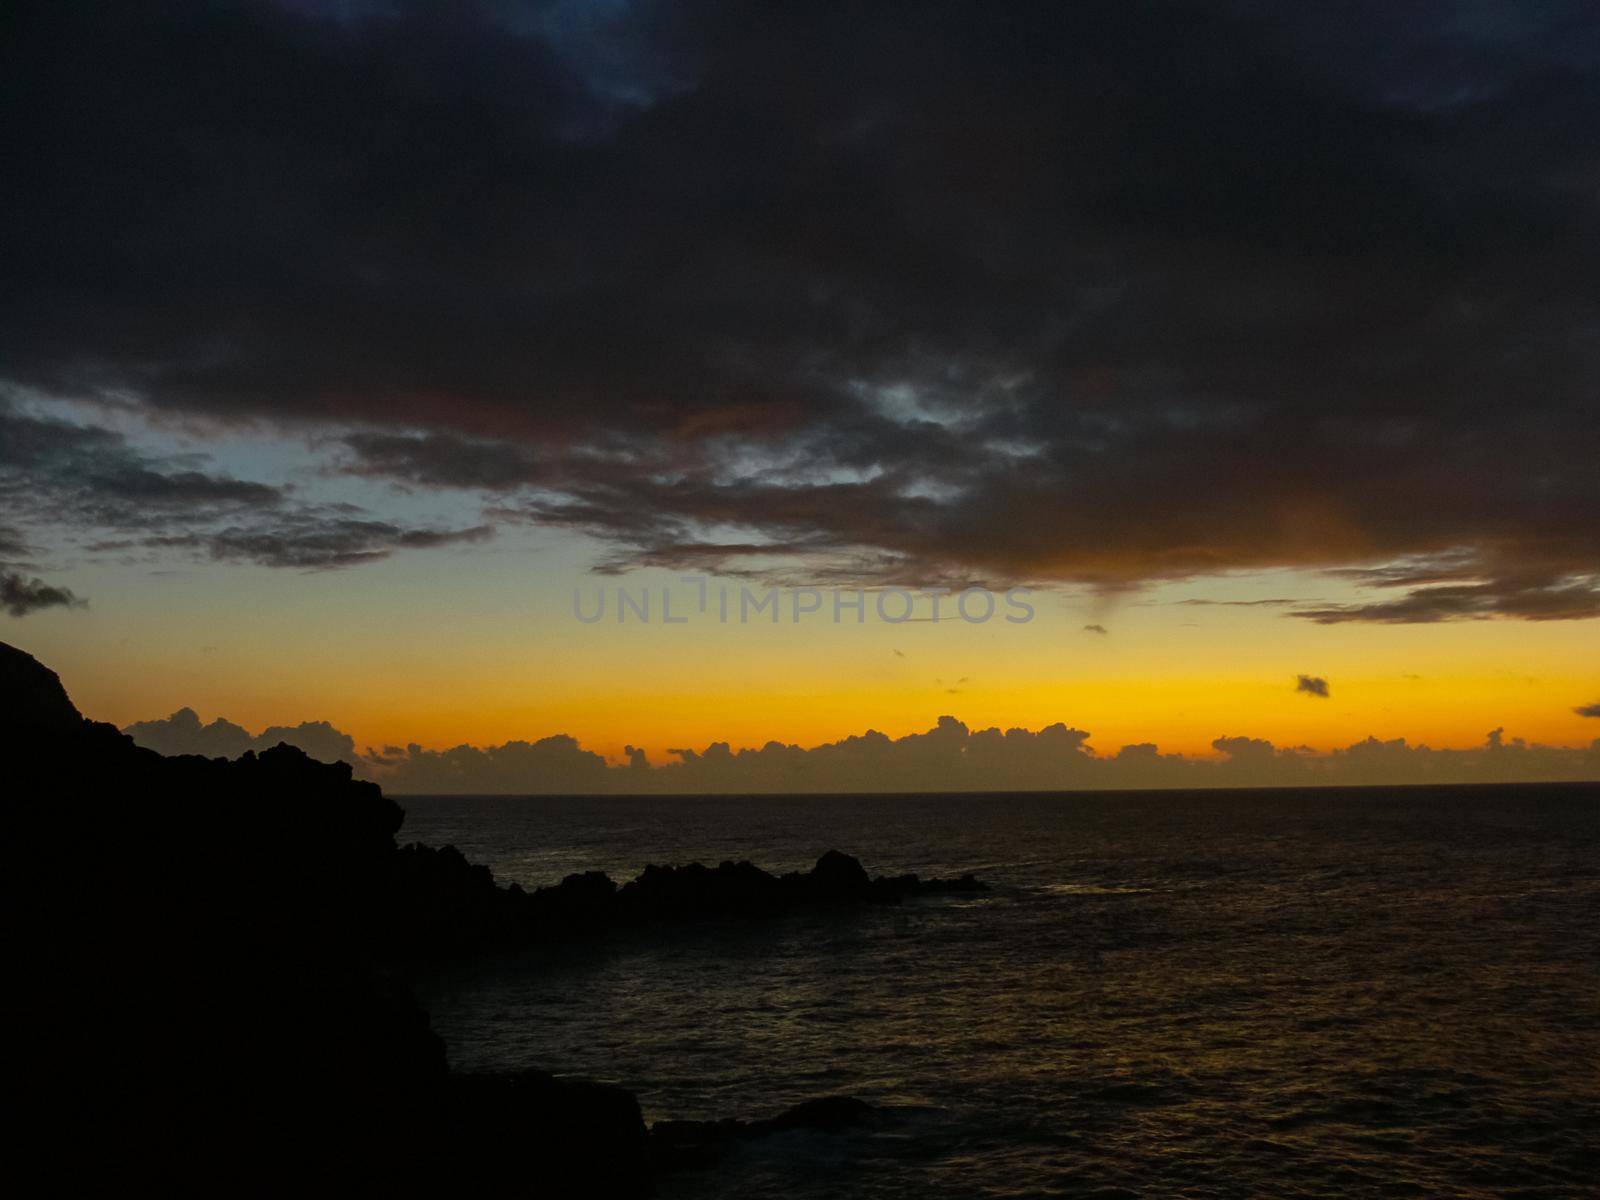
[389,839,985,957]
[3,640,982,1194]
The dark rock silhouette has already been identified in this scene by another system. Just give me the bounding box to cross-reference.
[444,1071,653,1193]
[810,845,873,894]
[761,1094,879,1133]
[2,641,632,1193]
[4,642,447,1190]
[2,640,985,1194]
[652,1095,881,1171]
[0,639,82,733]
[385,842,986,957]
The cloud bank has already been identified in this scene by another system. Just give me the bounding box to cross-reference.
[0,398,493,578]
[124,707,357,766]
[122,710,1598,794]
[3,2,1597,615]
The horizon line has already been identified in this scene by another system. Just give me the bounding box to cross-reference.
[387,778,1600,799]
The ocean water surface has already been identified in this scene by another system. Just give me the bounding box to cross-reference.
[401,785,1599,1198]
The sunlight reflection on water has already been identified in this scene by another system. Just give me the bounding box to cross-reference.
[404,786,1600,1198]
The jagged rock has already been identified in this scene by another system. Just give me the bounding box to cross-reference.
[3,642,445,1191]
[651,1118,747,1170]
[445,1070,652,1194]
[753,1094,879,1134]
[4,638,985,1195]
[807,847,873,897]
[390,842,515,954]
[652,1095,881,1171]
[0,641,83,735]
[876,869,986,896]
[385,848,989,957]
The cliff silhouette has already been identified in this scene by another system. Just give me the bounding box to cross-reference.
[3,642,660,1192]
[3,641,983,1193]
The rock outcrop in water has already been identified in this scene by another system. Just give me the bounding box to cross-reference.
[652,1095,880,1171]
[2,639,985,1194]
[387,842,986,956]
[442,1070,654,1191]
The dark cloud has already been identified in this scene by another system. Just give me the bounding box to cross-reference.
[125,707,357,764]
[172,518,494,570]
[253,719,359,765]
[1576,702,1600,719]
[90,519,493,570]
[1295,674,1331,698]
[340,432,545,491]
[2,399,493,570]
[1084,624,1108,635]
[360,735,612,794]
[0,569,84,617]
[120,700,1600,792]
[4,2,1598,611]
[124,708,1596,792]
[2,518,86,614]
[1292,575,1600,624]
[1176,598,1304,608]
[1212,735,1279,761]
[0,400,283,528]
[124,708,254,759]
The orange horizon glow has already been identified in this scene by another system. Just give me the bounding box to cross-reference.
[9,554,1595,771]
[25,636,1598,767]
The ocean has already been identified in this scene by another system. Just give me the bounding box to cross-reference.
[401,785,1599,1198]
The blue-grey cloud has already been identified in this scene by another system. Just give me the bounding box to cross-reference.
[124,707,357,765]
[2,2,1597,615]
[0,569,83,618]
[1,399,493,571]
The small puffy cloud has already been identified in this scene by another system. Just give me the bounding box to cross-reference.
[1,569,84,617]
[1296,674,1330,698]
[125,708,356,765]
[1213,735,1279,761]
[125,708,253,758]
[1084,624,1108,634]
[255,720,357,765]
[1575,702,1600,718]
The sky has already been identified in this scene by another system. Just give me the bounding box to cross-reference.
[2,1,1597,789]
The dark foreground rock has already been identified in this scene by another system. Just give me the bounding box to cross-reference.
[443,1071,653,1193]
[2,641,640,1194]
[2,640,984,1195]
[387,843,987,956]
[652,1095,881,1171]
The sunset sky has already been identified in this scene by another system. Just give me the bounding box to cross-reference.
[3,1,1597,781]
